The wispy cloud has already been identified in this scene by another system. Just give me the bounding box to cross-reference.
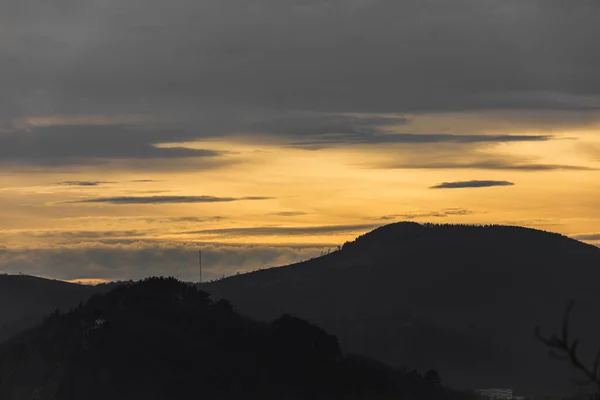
[246,114,554,149]
[571,233,600,241]
[290,133,552,150]
[269,211,308,217]
[70,195,273,205]
[177,224,381,237]
[375,209,474,220]
[59,216,226,224]
[17,230,149,240]
[379,160,594,171]
[58,181,116,186]
[430,180,515,189]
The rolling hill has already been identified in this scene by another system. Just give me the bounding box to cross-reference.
[0,277,473,400]
[0,275,98,343]
[203,222,600,395]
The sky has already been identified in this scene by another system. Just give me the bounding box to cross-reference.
[1,0,599,283]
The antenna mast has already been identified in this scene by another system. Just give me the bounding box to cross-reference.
[199,250,202,284]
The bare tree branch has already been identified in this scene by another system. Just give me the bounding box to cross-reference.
[535,300,600,397]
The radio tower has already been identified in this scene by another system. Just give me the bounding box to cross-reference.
[198,250,202,284]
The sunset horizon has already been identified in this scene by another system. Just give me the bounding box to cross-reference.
[1,0,599,283]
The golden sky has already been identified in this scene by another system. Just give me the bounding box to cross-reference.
[1,0,600,281]
[1,111,599,282]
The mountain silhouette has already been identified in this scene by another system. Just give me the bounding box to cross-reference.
[0,277,473,400]
[0,275,100,343]
[203,222,600,395]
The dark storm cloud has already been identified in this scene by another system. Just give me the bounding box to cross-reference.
[430,180,515,189]
[71,195,273,204]
[177,224,381,237]
[0,125,222,165]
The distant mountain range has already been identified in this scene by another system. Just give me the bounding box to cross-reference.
[203,222,600,395]
[1,222,599,396]
[0,277,471,400]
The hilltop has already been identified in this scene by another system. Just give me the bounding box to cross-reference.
[204,222,600,395]
[0,277,473,400]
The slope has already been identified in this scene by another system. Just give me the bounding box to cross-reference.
[204,222,600,395]
[0,275,99,343]
[0,277,472,400]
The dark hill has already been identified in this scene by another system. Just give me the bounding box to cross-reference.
[0,275,99,343]
[0,277,473,400]
[0,275,133,344]
[204,222,600,395]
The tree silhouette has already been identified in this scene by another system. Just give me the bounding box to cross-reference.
[536,300,600,398]
[425,369,442,387]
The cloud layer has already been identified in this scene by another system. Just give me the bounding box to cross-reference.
[0,242,329,282]
[4,0,600,119]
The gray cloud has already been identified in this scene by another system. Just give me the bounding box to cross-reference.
[2,0,600,126]
[70,195,273,205]
[0,124,223,166]
[2,1,600,168]
[177,224,381,237]
[430,180,515,189]
[248,115,409,137]
[247,114,552,149]
[289,133,551,150]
